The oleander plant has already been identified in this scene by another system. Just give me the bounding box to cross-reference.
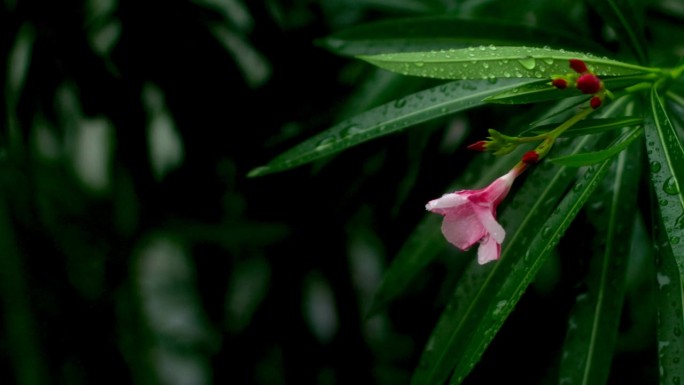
[251,1,684,384]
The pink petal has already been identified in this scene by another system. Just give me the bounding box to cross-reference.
[473,204,505,243]
[477,236,501,264]
[440,206,486,250]
[425,192,468,215]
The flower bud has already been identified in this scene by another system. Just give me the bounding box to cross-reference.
[551,78,568,89]
[569,59,588,74]
[576,74,602,94]
[522,150,539,164]
[590,96,602,109]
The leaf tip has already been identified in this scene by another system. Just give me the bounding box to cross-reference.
[247,166,272,178]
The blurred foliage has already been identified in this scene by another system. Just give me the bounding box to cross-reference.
[1,0,682,385]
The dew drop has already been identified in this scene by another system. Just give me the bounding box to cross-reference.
[468,46,475,51]
[651,161,662,172]
[394,98,407,108]
[543,58,553,65]
[515,72,523,78]
[663,176,679,195]
[504,72,511,78]
[659,199,668,206]
[488,44,497,50]
[512,88,519,93]
[518,57,536,70]
[670,236,680,245]
[414,61,425,67]
[315,136,336,150]
[340,125,362,138]
[542,226,552,239]
[482,62,490,69]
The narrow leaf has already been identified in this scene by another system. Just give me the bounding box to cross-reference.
[558,137,641,385]
[248,78,535,177]
[412,137,604,385]
[550,125,643,167]
[486,75,655,105]
[531,116,643,137]
[587,0,649,65]
[319,16,607,57]
[411,98,631,385]
[644,87,684,385]
[359,46,656,81]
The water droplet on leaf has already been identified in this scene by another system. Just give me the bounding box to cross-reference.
[651,161,662,172]
[663,177,679,195]
[315,136,336,151]
[518,57,536,70]
[394,98,407,108]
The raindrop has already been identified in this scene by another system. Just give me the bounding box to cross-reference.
[512,88,519,93]
[515,72,523,78]
[671,237,681,245]
[315,136,336,150]
[482,62,490,69]
[663,177,679,195]
[478,45,486,51]
[488,44,496,50]
[468,46,475,51]
[518,57,536,70]
[659,199,668,206]
[340,125,362,138]
[394,98,407,108]
[414,62,425,67]
[504,72,511,78]
[651,161,662,172]
[542,226,552,239]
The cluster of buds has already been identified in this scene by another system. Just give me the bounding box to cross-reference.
[551,58,605,109]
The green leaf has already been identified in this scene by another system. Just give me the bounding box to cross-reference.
[644,87,684,385]
[411,138,601,385]
[645,87,684,252]
[248,78,536,177]
[484,79,581,104]
[358,46,656,81]
[411,98,630,385]
[319,16,607,57]
[485,75,655,105]
[531,116,643,137]
[653,210,684,385]
[550,125,643,167]
[558,136,641,385]
[587,0,649,65]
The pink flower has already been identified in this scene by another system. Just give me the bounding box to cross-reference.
[425,168,520,264]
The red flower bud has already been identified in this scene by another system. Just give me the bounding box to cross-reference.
[522,150,539,164]
[569,59,588,74]
[576,74,602,94]
[467,141,488,152]
[552,78,568,89]
[590,96,602,109]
